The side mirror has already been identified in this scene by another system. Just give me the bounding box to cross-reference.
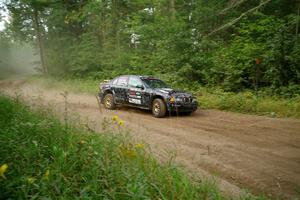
[136,85,144,90]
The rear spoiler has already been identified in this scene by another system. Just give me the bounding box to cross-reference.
[99,80,111,91]
[100,80,110,84]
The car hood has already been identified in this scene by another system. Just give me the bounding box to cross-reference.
[154,88,192,97]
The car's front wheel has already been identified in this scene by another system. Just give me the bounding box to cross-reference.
[152,98,166,118]
[103,93,116,110]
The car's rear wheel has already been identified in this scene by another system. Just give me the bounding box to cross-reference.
[103,93,116,110]
[152,98,166,118]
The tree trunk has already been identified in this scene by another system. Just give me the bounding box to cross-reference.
[296,0,300,43]
[169,0,176,21]
[33,7,48,75]
[98,0,106,48]
[151,0,155,22]
[112,0,120,57]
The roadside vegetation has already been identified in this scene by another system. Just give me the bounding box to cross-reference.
[27,76,300,119]
[1,94,256,199]
[196,88,300,119]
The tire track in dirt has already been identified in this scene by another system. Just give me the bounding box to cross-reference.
[1,79,300,199]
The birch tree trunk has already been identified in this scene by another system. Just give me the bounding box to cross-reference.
[33,7,48,75]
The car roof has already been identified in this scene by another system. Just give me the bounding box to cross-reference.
[139,75,156,79]
[117,75,157,79]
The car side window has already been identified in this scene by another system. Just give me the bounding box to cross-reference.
[128,77,143,88]
[116,76,128,86]
[112,78,118,85]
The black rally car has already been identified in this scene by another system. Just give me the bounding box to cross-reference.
[98,75,198,117]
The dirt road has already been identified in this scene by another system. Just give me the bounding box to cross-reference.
[1,80,300,199]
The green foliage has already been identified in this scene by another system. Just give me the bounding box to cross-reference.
[0,95,232,199]
[211,13,300,92]
[197,88,300,118]
[2,0,300,97]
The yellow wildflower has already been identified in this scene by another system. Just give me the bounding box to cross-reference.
[27,177,36,184]
[0,164,8,179]
[135,143,145,149]
[44,169,50,180]
[118,120,124,127]
[112,115,118,122]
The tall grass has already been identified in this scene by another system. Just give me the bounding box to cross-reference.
[196,88,300,118]
[0,95,235,199]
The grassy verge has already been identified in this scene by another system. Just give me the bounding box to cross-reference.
[0,95,239,199]
[196,88,300,119]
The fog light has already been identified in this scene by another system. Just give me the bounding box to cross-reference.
[169,96,175,103]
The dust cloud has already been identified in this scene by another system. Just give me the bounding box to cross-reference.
[0,41,40,78]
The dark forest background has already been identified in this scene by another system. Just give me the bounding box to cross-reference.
[1,0,300,96]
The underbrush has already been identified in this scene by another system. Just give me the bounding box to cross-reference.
[0,95,237,199]
[26,75,300,119]
[196,88,300,119]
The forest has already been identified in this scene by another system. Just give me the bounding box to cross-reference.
[0,0,300,96]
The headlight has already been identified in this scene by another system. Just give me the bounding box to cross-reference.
[175,97,182,102]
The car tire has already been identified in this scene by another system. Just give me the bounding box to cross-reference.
[103,93,116,110]
[152,98,166,118]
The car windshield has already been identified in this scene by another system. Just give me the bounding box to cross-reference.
[142,78,169,89]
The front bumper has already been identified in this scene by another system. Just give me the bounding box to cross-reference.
[167,102,198,112]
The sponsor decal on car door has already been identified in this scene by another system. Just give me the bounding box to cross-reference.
[128,88,142,105]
